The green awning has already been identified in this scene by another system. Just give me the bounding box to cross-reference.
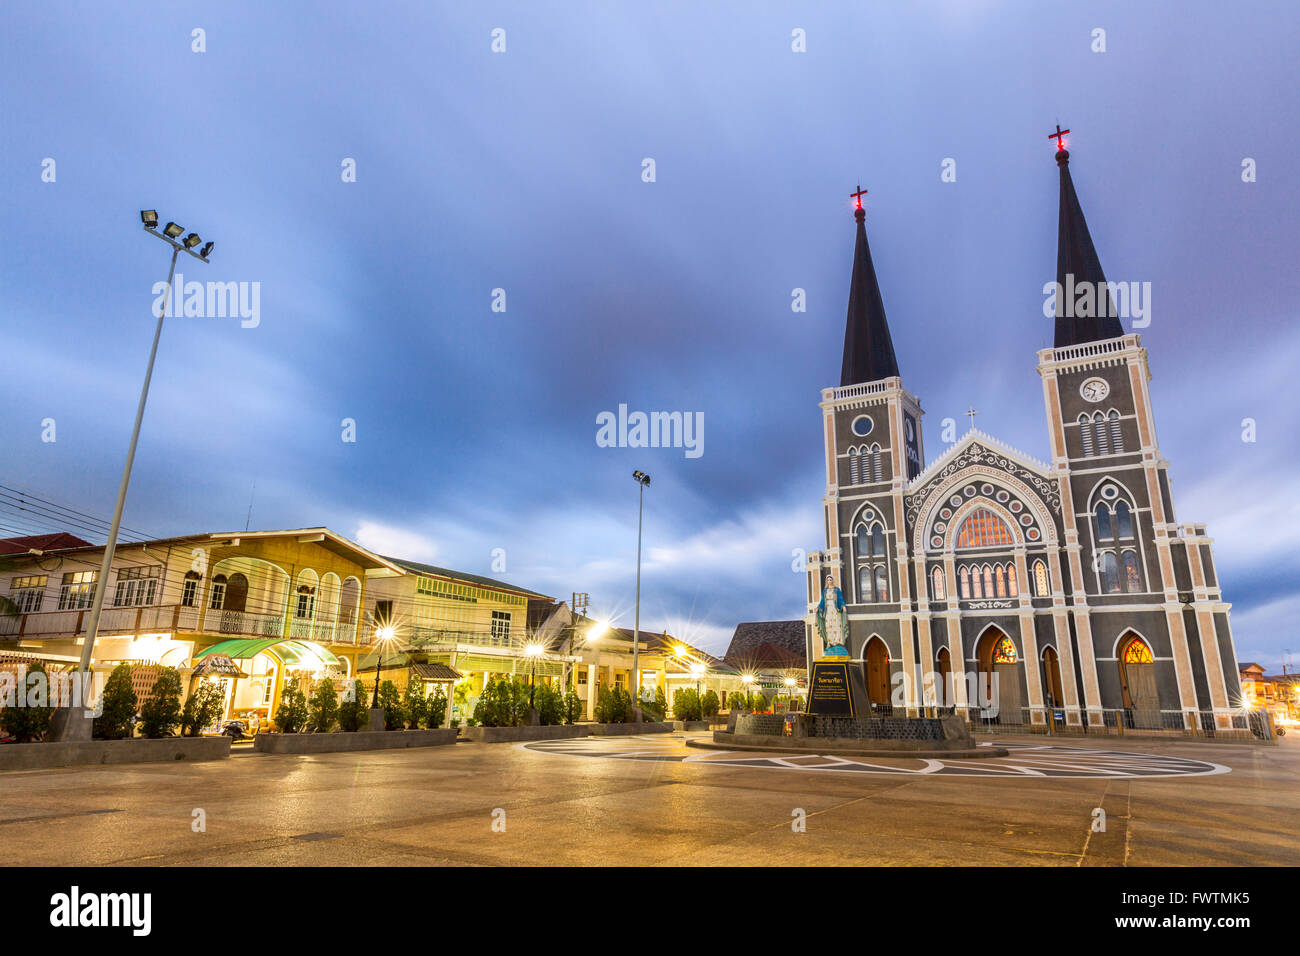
[194,639,341,668]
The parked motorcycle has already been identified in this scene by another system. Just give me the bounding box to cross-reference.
[222,720,251,741]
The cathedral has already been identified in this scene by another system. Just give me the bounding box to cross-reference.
[803,137,1246,735]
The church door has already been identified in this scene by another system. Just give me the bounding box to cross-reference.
[1042,646,1064,709]
[978,628,1022,724]
[864,639,890,712]
[1119,634,1160,729]
[936,647,952,711]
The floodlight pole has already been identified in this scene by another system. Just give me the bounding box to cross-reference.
[631,471,650,722]
[56,222,212,740]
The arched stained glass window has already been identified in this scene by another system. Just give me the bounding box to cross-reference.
[955,508,1014,548]
[958,566,970,599]
[1007,564,1018,597]
[1122,551,1141,592]
[858,567,871,603]
[969,567,982,598]
[995,565,1006,597]
[931,566,945,600]
[856,525,869,557]
[1122,637,1153,664]
[874,567,888,603]
[1095,503,1114,541]
[1115,500,1133,538]
[1033,560,1049,597]
[983,565,994,598]
[1101,552,1120,593]
[992,636,1017,664]
[870,525,884,558]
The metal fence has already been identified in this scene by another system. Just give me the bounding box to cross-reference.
[961,706,1269,740]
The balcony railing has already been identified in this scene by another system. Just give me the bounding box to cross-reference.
[0,604,202,640]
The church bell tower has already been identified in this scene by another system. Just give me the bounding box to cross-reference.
[806,187,924,660]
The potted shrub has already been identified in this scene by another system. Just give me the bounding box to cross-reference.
[377,680,404,730]
[0,661,53,742]
[181,679,224,736]
[337,679,368,732]
[403,680,427,729]
[94,664,138,740]
[309,677,339,733]
[275,681,309,733]
[139,667,183,738]
[426,687,448,728]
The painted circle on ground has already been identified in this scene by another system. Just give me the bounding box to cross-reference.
[522,736,1230,779]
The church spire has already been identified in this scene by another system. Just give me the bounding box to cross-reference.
[840,186,900,387]
[1051,127,1124,347]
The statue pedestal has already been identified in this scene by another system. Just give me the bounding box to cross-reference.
[806,657,871,717]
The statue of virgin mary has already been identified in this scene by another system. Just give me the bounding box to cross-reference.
[815,574,850,657]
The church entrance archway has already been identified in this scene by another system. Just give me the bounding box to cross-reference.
[1118,632,1160,729]
[936,647,952,711]
[1042,646,1064,709]
[976,627,1022,724]
[863,638,890,712]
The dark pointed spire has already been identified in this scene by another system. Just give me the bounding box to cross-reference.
[1053,136,1124,347]
[840,190,899,386]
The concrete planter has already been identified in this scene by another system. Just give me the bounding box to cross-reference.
[672,720,710,731]
[460,724,585,743]
[587,722,673,735]
[0,736,231,772]
[254,728,456,754]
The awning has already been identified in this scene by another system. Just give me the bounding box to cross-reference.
[410,661,463,682]
[190,653,249,678]
[193,638,341,670]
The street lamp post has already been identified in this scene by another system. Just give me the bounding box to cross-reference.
[525,642,544,710]
[691,662,706,725]
[631,470,650,722]
[53,212,214,741]
[368,624,395,730]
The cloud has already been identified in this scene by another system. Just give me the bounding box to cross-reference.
[353,521,437,563]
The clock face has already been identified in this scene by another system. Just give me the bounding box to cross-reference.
[1080,377,1110,403]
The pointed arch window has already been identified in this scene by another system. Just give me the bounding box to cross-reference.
[1033,560,1049,597]
[1095,503,1114,541]
[994,565,1007,597]
[982,565,994,598]
[874,567,888,603]
[1108,410,1124,452]
[1078,413,1096,456]
[856,524,869,558]
[955,508,1014,549]
[848,449,861,485]
[992,636,1017,664]
[871,444,884,482]
[870,524,884,558]
[1114,500,1133,538]
[858,566,871,603]
[1122,550,1142,592]
[1007,564,1018,597]
[1101,552,1121,594]
[931,566,946,600]
[1122,637,1153,664]
[1093,412,1111,455]
[958,566,970,599]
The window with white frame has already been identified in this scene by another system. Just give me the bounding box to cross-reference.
[10,575,47,613]
[490,610,512,643]
[58,571,97,610]
[113,565,160,607]
[181,571,201,607]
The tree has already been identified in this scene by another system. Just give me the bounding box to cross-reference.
[426,687,447,728]
[654,685,668,719]
[402,679,427,729]
[94,664,138,740]
[139,667,183,738]
[0,661,53,743]
[275,680,309,733]
[508,676,529,726]
[309,677,339,733]
[181,679,225,736]
[337,679,369,732]
[700,689,720,719]
[562,687,582,725]
[535,681,564,726]
[673,688,701,722]
[377,680,404,730]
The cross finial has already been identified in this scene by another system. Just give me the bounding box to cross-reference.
[850,183,868,209]
[1048,124,1070,151]
[965,406,979,430]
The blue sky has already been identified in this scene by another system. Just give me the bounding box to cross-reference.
[2,1,1297,662]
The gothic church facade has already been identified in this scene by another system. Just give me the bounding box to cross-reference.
[803,143,1245,734]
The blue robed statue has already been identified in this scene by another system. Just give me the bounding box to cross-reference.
[815,574,850,658]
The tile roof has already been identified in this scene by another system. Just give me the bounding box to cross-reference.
[0,532,95,555]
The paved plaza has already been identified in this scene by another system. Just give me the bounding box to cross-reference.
[1,733,1296,867]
